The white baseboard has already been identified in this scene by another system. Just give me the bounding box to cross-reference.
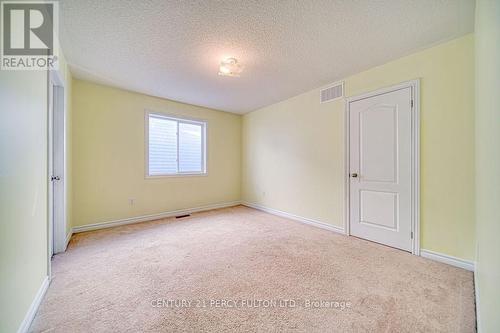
[420,249,475,271]
[474,267,481,332]
[17,276,49,333]
[242,201,345,235]
[65,231,72,248]
[72,201,242,233]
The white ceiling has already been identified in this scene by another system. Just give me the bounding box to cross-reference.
[60,0,475,114]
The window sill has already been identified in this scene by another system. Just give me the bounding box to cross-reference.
[145,172,208,179]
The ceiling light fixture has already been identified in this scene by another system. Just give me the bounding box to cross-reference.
[218,57,243,77]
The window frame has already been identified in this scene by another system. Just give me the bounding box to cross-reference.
[145,110,207,178]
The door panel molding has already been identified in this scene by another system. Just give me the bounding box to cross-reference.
[359,104,399,183]
[359,190,399,230]
[344,79,420,255]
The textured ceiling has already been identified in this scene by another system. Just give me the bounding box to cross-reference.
[60,0,475,113]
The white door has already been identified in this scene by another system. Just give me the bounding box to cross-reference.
[48,80,54,258]
[52,85,65,253]
[48,78,66,257]
[349,87,413,251]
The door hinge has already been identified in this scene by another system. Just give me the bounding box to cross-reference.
[410,100,414,108]
[411,231,414,239]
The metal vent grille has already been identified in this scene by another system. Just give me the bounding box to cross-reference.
[320,82,344,103]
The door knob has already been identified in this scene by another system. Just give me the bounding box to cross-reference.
[351,173,358,178]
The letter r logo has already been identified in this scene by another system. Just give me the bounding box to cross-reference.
[2,2,54,55]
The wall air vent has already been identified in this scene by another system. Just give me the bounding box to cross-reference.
[320,81,344,103]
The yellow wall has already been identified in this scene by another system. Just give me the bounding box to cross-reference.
[0,70,49,332]
[242,82,345,227]
[71,80,241,227]
[242,34,475,261]
[474,0,500,331]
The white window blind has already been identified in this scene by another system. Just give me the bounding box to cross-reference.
[147,113,206,176]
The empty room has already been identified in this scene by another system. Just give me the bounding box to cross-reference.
[1,0,499,332]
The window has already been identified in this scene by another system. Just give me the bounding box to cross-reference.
[147,112,206,176]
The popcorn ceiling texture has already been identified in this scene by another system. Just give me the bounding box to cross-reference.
[31,206,475,332]
[59,0,474,113]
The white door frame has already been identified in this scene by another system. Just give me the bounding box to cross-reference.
[344,79,420,255]
[48,68,67,278]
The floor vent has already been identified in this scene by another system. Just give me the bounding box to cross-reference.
[320,81,344,103]
[175,214,191,219]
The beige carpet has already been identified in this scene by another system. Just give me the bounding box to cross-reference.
[31,205,475,332]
